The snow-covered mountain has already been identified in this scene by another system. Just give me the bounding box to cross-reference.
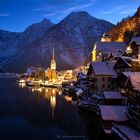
[0,19,54,71]
[0,12,114,72]
[18,18,54,46]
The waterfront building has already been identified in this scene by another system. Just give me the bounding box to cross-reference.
[99,105,129,134]
[87,62,116,95]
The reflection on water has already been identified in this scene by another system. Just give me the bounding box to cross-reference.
[0,78,86,140]
[19,82,26,88]
[26,86,58,120]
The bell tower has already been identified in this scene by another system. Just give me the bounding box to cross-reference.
[92,43,97,62]
[50,48,56,70]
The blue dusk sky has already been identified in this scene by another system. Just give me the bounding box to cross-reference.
[0,0,139,32]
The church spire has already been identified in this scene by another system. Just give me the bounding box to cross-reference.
[50,47,56,70]
[52,47,54,60]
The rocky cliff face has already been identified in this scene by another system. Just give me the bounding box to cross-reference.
[0,12,114,72]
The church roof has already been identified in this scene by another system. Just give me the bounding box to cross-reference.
[94,42,126,53]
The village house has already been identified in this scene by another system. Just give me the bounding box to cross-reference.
[87,62,116,95]
[114,56,140,74]
[99,105,129,134]
[102,91,124,105]
[112,123,140,140]
[117,72,140,131]
[129,36,140,56]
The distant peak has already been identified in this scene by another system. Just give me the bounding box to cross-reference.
[69,11,90,17]
[41,18,52,23]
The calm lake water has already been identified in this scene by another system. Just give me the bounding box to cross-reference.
[0,78,90,140]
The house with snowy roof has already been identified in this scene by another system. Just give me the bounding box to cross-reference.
[92,41,126,62]
[99,105,129,134]
[112,123,140,140]
[117,72,140,130]
[126,36,140,57]
[87,62,116,95]
[102,91,124,105]
[114,56,140,73]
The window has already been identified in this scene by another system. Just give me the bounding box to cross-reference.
[108,77,111,81]
[102,85,105,88]
[102,77,105,81]
[108,85,110,88]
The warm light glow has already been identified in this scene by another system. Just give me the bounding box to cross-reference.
[50,95,56,109]
[19,83,26,88]
[19,79,25,83]
[70,83,73,86]
[126,46,132,53]
[45,88,48,93]
[32,87,42,92]
[58,90,62,95]
[64,96,72,102]
[52,89,55,94]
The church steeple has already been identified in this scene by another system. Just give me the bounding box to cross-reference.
[52,47,54,60]
[92,43,97,62]
[50,47,56,70]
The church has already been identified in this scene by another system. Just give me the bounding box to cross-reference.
[44,48,57,83]
[92,34,126,62]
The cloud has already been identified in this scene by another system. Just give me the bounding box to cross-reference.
[33,0,96,22]
[61,2,94,14]
[100,5,128,15]
[0,13,11,17]
[43,13,57,17]
[120,9,136,14]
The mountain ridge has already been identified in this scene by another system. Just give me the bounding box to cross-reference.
[0,11,114,72]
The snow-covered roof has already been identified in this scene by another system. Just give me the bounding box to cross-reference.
[123,72,140,78]
[121,56,139,62]
[103,91,122,99]
[94,42,126,53]
[114,57,132,68]
[99,105,128,121]
[78,72,87,80]
[112,125,140,140]
[90,62,116,76]
[131,37,140,45]
[130,73,140,92]
[76,89,83,96]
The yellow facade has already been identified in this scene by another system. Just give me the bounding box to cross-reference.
[45,68,57,82]
[92,49,96,62]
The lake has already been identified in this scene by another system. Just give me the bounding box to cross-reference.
[0,78,90,140]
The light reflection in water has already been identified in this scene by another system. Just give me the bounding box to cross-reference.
[18,84,76,120]
[23,85,59,119]
[64,96,72,102]
[19,83,26,88]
